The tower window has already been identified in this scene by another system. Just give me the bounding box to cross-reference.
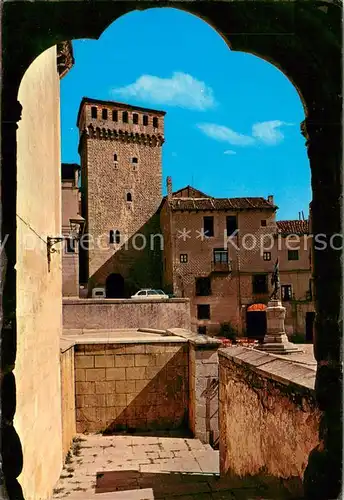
[133,113,139,124]
[112,110,118,121]
[114,153,118,162]
[261,219,267,227]
[132,157,138,164]
[143,115,149,126]
[153,117,159,128]
[102,108,108,120]
[126,192,132,202]
[91,106,97,119]
[110,230,121,244]
[122,111,128,123]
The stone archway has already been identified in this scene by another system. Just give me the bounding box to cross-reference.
[1,2,342,499]
[105,273,125,299]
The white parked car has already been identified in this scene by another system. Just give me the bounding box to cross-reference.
[131,289,168,299]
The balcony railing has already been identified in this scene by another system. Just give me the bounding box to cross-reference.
[211,260,231,273]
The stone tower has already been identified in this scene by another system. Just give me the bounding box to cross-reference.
[77,97,165,295]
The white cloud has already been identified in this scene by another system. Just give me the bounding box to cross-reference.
[112,72,216,111]
[198,120,293,147]
[197,123,254,146]
[224,150,237,155]
[251,120,292,145]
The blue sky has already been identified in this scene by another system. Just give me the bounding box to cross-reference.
[61,7,311,220]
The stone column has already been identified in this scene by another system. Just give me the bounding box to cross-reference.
[257,299,301,354]
[189,336,222,445]
[301,112,342,500]
[1,95,24,499]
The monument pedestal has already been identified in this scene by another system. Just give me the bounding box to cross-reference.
[256,299,302,354]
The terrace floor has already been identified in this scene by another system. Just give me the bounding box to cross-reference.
[53,433,285,499]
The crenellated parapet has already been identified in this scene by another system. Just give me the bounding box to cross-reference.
[80,125,164,147]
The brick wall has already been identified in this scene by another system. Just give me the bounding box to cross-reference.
[62,298,191,330]
[161,204,313,336]
[219,347,321,495]
[74,341,188,433]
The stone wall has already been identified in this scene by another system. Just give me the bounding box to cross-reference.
[63,298,191,330]
[74,341,188,433]
[219,347,321,495]
[60,345,76,459]
[189,338,220,445]
[15,46,63,500]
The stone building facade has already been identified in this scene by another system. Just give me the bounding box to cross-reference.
[159,180,313,338]
[61,163,84,297]
[77,98,165,297]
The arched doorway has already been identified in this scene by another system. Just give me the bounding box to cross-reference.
[105,273,124,298]
[246,303,267,341]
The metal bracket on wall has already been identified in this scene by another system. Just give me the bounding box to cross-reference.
[47,236,64,272]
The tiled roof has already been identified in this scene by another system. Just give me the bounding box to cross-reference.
[169,197,276,211]
[276,220,309,234]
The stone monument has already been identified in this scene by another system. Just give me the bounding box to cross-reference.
[256,259,302,354]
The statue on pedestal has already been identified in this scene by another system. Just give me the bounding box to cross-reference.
[270,258,280,301]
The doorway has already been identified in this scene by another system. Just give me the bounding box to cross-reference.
[246,304,267,341]
[106,273,125,298]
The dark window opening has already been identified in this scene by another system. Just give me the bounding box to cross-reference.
[180,254,188,263]
[197,304,210,320]
[196,277,211,296]
[109,230,114,244]
[133,113,139,124]
[123,111,128,123]
[198,325,207,335]
[261,219,267,227]
[126,192,132,202]
[114,153,118,162]
[132,157,138,164]
[143,115,149,126]
[281,284,293,301]
[102,108,108,120]
[214,249,228,263]
[203,216,214,237]
[252,274,268,294]
[91,106,97,119]
[153,117,159,128]
[66,238,75,253]
[226,215,238,236]
[114,230,120,244]
[112,110,118,122]
[263,252,271,261]
[288,250,299,261]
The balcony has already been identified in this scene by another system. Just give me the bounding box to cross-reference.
[211,260,231,273]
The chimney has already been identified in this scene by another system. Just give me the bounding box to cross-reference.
[267,195,274,205]
[167,176,172,201]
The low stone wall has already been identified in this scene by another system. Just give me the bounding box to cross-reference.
[60,344,76,458]
[75,340,189,433]
[63,298,191,330]
[219,347,321,495]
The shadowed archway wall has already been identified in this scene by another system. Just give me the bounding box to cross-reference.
[1,1,342,499]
